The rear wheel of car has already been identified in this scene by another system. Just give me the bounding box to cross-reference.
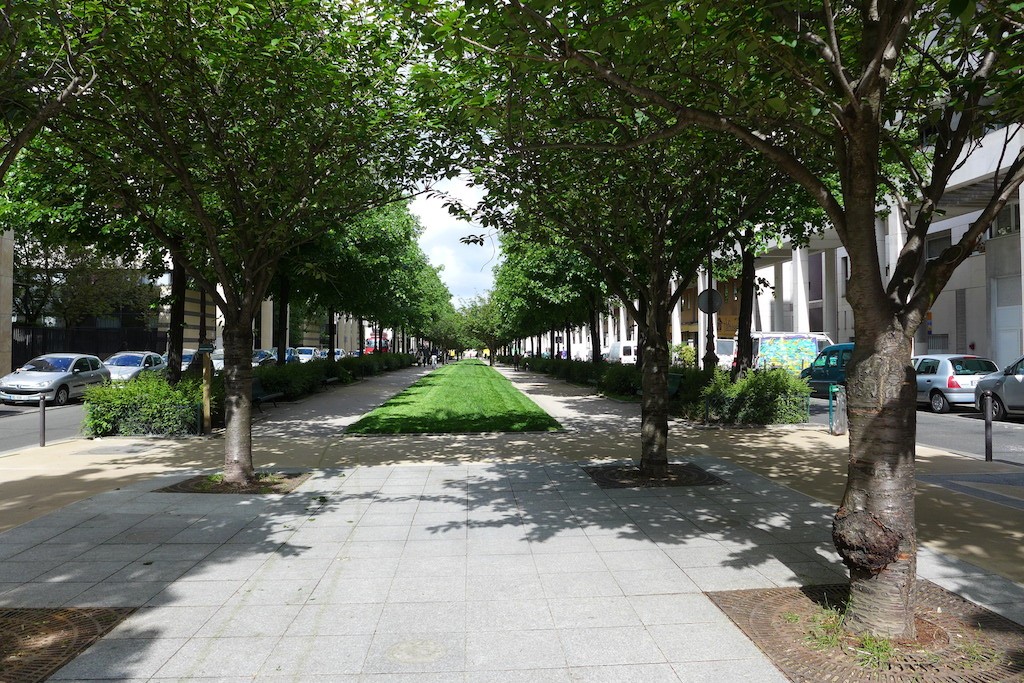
[991,395,1007,421]
[54,385,70,406]
[929,391,950,413]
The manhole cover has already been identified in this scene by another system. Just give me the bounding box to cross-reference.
[582,463,727,489]
[0,607,135,682]
[710,581,1024,682]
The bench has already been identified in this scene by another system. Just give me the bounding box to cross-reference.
[322,376,340,387]
[252,377,283,412]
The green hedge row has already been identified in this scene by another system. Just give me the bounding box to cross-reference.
[499,355,808,425]
[83,353,417,436]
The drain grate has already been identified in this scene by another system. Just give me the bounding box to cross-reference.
[582,462,727,489]
[710,581,1024,682]
[0,607,135,682]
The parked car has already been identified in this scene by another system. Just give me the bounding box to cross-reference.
[324,348,346,360]
[800,343,854,396]
[606,341,637,364]
[252,349,275,367]
[210,349,225,371]
[104,351,168,382]
[912,354,998,413]
[296,347,318,363]
[0,353,111,405]
[180,349,197,371]
[974,354,1024,420]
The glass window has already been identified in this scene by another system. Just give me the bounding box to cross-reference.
[827,352,839,367]
[89,358,102,371]
[840,350,853,367]
[926,232,951,260]
[927,335,949,353]
[952,358,998,375]
[917,359,939,374]
[991,203,1021,238]
[73,358,90,373]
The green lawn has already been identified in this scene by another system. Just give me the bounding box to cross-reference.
[346,359,562,434]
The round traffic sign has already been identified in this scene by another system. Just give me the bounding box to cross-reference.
[697,289,723,314]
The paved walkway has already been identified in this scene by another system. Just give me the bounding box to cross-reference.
[1,364,1023,681]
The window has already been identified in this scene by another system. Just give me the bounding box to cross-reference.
[73,358,90,373]
[841,256,849,297]
[927,334,949,353]
[926,232,951,260]
[916,359,939,375]
[991,203,1021,238]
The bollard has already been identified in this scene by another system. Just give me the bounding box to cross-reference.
[38,394,46,447]
[983,390,993,462]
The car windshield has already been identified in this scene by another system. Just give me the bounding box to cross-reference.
[106,354,143,367]
[952,358,998,375]
[23,356,73,372]
[181,352,194,364]
[298,348,314,355]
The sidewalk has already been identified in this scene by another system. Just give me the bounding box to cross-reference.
[0,364,1022,681]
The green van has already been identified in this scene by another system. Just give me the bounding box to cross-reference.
[800,343,854,395]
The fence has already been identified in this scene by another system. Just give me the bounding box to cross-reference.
[11,325,168,369]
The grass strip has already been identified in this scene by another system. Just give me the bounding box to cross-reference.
[347,359,561,434]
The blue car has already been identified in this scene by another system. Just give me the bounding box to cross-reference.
[800,343,854,396]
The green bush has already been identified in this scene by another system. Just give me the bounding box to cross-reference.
[669,367,714,402]
[600,363,642,396]
[671,344,698,368]
[84,373,203,436]
[700,368,810,424]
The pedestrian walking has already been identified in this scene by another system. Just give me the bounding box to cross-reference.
[430,352,438,370]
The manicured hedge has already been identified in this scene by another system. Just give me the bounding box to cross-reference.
[84,372,203,437]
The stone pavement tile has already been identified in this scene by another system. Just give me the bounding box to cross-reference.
[558,625,665,667]
[0,524,79,545]
[49,636,188,680]
[350,525,412,542]
[75,543,159,562]
[0,580,92,607]
[47,526,125,545]
[388,575,466,603]
[395,555,466,578]
[402,539,467,558]
[586,535,657,553]
[755,558,847,587]
[177,558,266,582]
[465,599,553,631]
[929,574,1024,610]
[258,635,373,677]
[274,539,348,559]
[407,525,468,541]
[254,556,334,581]
[466,553,536,576]
[224,527,296,546]
[682,565,776,592]
[340,540,407,559]
[540,571,624,599]
[146,579,246,607]
[671,658,789,682]
[413,511,469,526]
[336,555,402,577]
[465,573,543,601]
[648,623,766,662]
[66,580,169,607]
[529,536,596,554]
[356,513,418,529]
[568,663,682,682]
[196,603,303,637]
[139,543,220,562]
[361,673,464,683]
[627,593,733,626]
[227,578,320,606]
[377,601,466,633]
[598,549,678,572]
[309,575,393,604]
[467,537,533,556]
[361,632,466,674]
[9,541,91,563]
[256,675,358,682]
[466,629,567,670]
[533,551,606,574]
[0,559,59,582]
[154,636,279,678]
[466,669,570,682]
[611,568,701,595]
[917,548,995,579]
[547,596,643,629]
[35,559,132,583]
[106,605,219,639]
[285,602,383,636]
[287,525,354,545]
[0,542,31,560]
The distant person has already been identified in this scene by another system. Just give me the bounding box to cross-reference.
[430,352,438,370]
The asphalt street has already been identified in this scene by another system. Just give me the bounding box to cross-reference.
[0,401,86,454]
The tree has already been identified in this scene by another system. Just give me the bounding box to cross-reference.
[59,0,434,485]
[461,293,505,362]
[428,0,1024,637]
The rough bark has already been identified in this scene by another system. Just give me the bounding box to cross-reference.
[327,310,336,364]
[733,240,756,380]
[565,324,572,360]
[166,258,186,385]
[275,276,289,365]
[638,293,671,478]
[221,320,255,485]
[588,297,602,364]
[358,318,366,354]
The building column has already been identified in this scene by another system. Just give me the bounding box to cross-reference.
[823,248,839,341]
[792,247,811,332]
[772,262,785,331]
[671,279,682,347]
[0,230,13,375]
[259,299,274,349]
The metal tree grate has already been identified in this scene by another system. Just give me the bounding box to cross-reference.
[582,462,728,489]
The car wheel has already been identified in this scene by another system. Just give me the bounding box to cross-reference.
[929,391,950,414]
[991,395,1007,421]
[54,385,70,406]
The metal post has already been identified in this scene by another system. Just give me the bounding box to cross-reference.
[38,394,46,447]
[983,390,993,462]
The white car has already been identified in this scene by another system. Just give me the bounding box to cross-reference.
[0,353,111,405]
[296,347,318,363]
[104,351,168,382]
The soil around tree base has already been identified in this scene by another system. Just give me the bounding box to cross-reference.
[154,471,312,494]
[710,581,1024,682]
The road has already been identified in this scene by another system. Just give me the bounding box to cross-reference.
[809,397,1024,465]
[0,402,86,455]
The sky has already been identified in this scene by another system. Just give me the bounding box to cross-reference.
[411,177,499,308]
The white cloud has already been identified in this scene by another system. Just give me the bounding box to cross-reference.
[412,177,499,307]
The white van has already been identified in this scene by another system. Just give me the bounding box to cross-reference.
[606,341,637,365]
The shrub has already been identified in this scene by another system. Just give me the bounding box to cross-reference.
[669,367,714,402]
[671,343,698,368]
[600,363,642,396]
[84,373,203,437]
[701,368,810,424]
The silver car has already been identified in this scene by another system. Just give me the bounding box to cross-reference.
[104,351,167,381]
[974,354,1024,420]
[0,353,111,405]
[912,354,999,413]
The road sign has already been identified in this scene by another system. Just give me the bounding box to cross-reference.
[697,289,723,314]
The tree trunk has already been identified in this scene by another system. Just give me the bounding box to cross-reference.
[221,319,256,485]
[636,298,646,368]
[166,257,186,385]
[549,329,556,358]
[565,324,572,360]
[588,298,602,364]
[638,294,670,478]
[327,310,337,363]
[275,276,289,366]
[733,238,756,380]
[358,317,366,355]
